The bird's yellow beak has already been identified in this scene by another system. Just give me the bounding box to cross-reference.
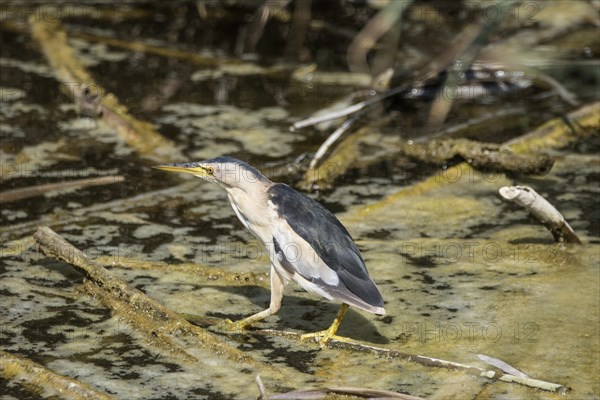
[152,163,211,177]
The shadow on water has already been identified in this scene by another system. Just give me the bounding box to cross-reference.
[204,284,389,345]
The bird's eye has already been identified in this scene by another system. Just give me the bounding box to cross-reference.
[206,166,215,175]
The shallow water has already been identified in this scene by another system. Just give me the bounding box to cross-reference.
[1,2,599,399]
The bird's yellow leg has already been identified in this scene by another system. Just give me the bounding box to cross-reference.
[218,265,284,333]
[219,308,273,332]
[301,303,352,347]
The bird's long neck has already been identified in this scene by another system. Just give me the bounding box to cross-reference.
[225,185,274,241]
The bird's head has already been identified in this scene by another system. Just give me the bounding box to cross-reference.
[153,156,270,190]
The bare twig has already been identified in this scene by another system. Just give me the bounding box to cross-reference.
[0,175,124,204]
[308,111,364,169]
[499,186,581,244]
[73,31,242,67]
[417,25,481,82]
[256,375,268,399]
[291,84,408,130]
[533,71,579,106]
[269,386,425,399]
[193,325,568,393]
[416,107,525,142]
[0,350,114,400]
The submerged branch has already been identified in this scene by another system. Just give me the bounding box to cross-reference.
[183,319,568,394]
[33,226,267,368]
[29,14,181,162]
[0,350,114,400]
[398,139,554,175]
[499,186,581,244]
[424,24,481,129]
[73,31,245,68]
[0,175,124,204]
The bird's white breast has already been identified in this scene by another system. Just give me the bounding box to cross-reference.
[226,186,340,298]
[226,187,277,243]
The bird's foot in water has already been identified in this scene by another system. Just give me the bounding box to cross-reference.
[301,328,357,347]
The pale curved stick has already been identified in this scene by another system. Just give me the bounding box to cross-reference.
[499,185,581,244]
[308,111,363,169]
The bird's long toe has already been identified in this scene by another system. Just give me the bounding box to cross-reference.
[300,330,359,347]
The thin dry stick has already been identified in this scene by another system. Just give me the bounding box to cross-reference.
[270,386,426,400]
[0,350,114,400]
[291,84,408,130]
[256,375,268,399]
[73,31,244,67]
[309,111,364,169]
[244,328,568,393]
[499,186,581,244]
[33,226,268,369]
[0,175,124,204]
[533,71,579,106]
[293,2,519,132]
[416,25,481,82]
[416,107,525,142]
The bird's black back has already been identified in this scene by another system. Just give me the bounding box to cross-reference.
[268,183,384,309]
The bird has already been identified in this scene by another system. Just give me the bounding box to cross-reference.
[154,156,385,345]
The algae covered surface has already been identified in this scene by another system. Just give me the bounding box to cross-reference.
[1,2,599,399]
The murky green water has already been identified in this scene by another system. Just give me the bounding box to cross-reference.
[1,2,599,399]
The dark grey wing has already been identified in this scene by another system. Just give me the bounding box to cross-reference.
[268,184,384,310]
